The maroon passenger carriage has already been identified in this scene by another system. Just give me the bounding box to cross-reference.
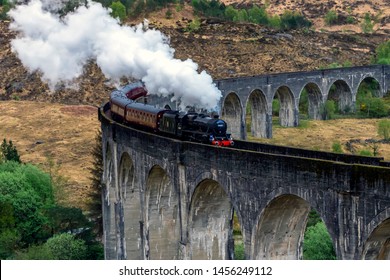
[108,82,234,147]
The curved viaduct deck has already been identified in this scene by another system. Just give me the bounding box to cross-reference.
[99,104,390,260]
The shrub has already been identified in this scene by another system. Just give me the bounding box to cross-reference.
[236,9,249,23]
[0,0,11,20]
[346,15,355,24]
[359,150,373,156]
[299,89,309,115]
[332,141,343,153]
[268,15,282,30]
[248,5,268,25]
[110,1,127,22]
[15,244,54,260]
[234,242,245,260]
[272,99,280,116]
[325,10,338,26]
[378,119,390,140]
[44,233,87,260]
[165,9,173,19]
[320,100,336,120]
[361,13,374,34]
[280,10,312,30]
[0,139,21,163]
[185,17,201,32]
[303,222,336,260]
[373,40,390,65]
[0,162,55,247]
[359,98,388,118]
[192,0,225,18]
[224,5,238,21]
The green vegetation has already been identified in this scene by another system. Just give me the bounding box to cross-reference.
[303,221,336,260]
[233,211,244,260]
[1,139,21,163]
[16,233,88,260]
[272,99,280,116]
[0,141,103,260]
[361,13,374,34]
[320,100,336,120]
[299,89,308,116]
[189,1,312,30]
[317,61,390,119]
[359,149,373,156]
[88,130,104,236]
[320,60,352,70]
[94,0,178,18]
[185,17,201,32]
[378,119,390,140]
[0,0,11,21]
[332,141,343,153]
[303,209,336,260]
[192,0,225,18]
[324,10,338,26]
[110,1,127,22]
[373,40,390,65]
[234,242,245,260]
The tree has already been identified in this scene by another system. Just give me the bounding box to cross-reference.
[88,130,103,238]
[280,10,311,30]
[110,1,127,22]
[44,206,90,235]
[0,200,20,259]
[303,222,336,260]
[0,0,11,20]
[248,5,268,25]
[44,233,87,260]
[224,5,238,21]
[0,162,54,246]
[0,139,21,163]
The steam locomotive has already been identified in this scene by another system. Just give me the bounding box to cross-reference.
[109,82,234,147]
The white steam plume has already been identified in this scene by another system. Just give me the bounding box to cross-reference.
[8,0,222,110]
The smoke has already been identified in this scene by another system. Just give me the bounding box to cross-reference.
[8,0,222,110]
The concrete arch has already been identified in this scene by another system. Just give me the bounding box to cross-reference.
[246,89,268,138]
[118,152,142,259]
[357,76,381,98]
[251,194,310,260]
[145,165,180,260]
[274,86,296,127]
[362,208,390,260]
[222,92,244,140]
[102,142,118,259]
[327,80,353,113]
[188,179,233,259]
[300,83,323,120]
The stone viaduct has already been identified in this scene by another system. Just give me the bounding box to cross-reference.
[148,65,390,140]
[99,65,390,260]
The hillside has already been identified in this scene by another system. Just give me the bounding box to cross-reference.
[1,1,389,104]
[0,1,389,210]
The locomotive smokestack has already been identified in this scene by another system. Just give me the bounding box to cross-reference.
[8,0,222,111]
[211,112,219,119]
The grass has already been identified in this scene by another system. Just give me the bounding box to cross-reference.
[248,117,390,160]
[0,100,99,210]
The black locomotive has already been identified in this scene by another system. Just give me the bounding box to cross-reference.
[108,82,234,147]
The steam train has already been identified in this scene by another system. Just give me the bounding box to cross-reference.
[108,82,234,147]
